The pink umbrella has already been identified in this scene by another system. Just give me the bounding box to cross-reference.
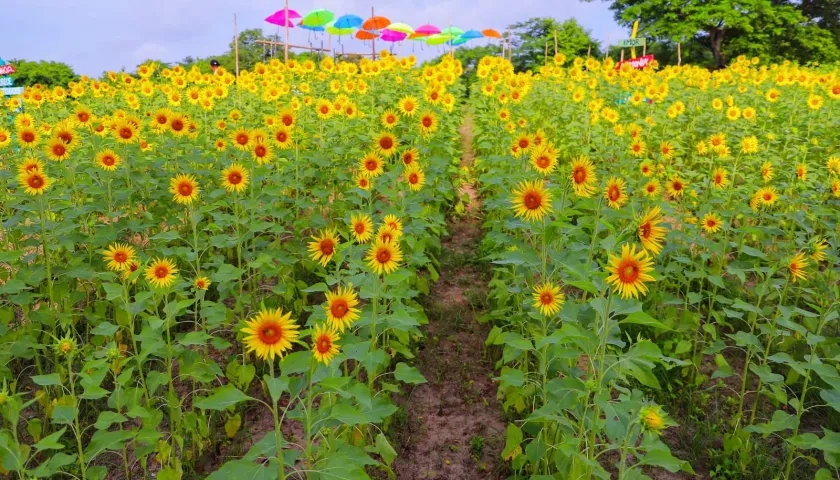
[415,24,440,37]
[265,9,301,26]
[381,29,407,42]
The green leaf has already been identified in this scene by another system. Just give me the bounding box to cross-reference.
[102,283,124,301]
[212,264,245,283]
[744,410,799,436]
[374,433,397,466]
[193,384,253,411]
[206,459,279,480]
[32,373,62,386]
[94,411,128,430]
[50,405,77,425]
[179,331,212,346]
[739,245,767,259]
[84,429,135,461]
[497,367,526,389]
[34,427,67,452]
[394,363,426,384]
[90,322,119,336]
[225,414,242,438]
[638,449,691,473]
[501,423,523,460]
[619,311,670,330]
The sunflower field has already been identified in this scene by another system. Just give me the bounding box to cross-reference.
[1,49,840,480]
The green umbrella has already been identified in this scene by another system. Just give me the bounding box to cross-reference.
[426,34,453,46]
[326,20,353,36]
[440,26,464,37]
[301,8,334,27]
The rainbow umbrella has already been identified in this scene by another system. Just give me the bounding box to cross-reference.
[386,22,414,35]
[301,8,334,27]
[426,34,452,46]
[334,14,363,29]
[482,28,502,39]
[462,30,484,40]
[381,29,407,42]
[415,24,440,36]
[363,16,391,30]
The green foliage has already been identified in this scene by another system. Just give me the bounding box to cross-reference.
[6,59,77,87]
[509,18,601,72]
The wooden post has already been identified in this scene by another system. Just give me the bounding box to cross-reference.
[508,26,513,62]
[553,30,558,55]
[544,42,548,64]
[620,49,624,63]
[234,14,239,76]
[449,18,454,57]
[587,44,591,59]
[371,7,376,60]
[677,42,682,66]
[604,36,610,60]
[643,41,646,57]
[284,0,289,62]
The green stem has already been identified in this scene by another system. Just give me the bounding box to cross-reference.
[68,355,87,480]
[269,361,286,480]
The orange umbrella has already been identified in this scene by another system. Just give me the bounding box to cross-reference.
[355,30,379,40]
[363,16,390,30]
[482,28,503,39]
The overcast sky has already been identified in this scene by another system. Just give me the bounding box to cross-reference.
[4,0,624,76]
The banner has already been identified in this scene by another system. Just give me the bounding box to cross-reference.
[615,54,654,70]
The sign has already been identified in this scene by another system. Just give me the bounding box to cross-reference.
[0,57,21,96]
[615,54,654,70]
[1,87,23,96]
[0,64,14,76]
[617,38,645,48]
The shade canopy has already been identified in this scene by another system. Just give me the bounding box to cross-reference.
[415,24,440,36]
[381,29,407,42]
[462,29,483,39]
[334,14,363,29]
[363,16,391,30]
[482,28,503,39]
[355,30,379,40]
[386,22,414,34]
[301,9,334,27]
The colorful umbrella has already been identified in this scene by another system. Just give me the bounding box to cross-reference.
[415,24,440,36]
[355,30,379,40]
[441,26,464,37]
[450,36,468,46]
[265,9,301,24]
[462,29,484,40]
[426,34,452,46]
[334,14,363,29]
[482,28,503,39]
[299,23,325,32]
[326,21,354,36]
[408,33,429,40]
[381,29,407,42]
[386,22,414,35]
[363,16,391,30]
[301,9,334,27]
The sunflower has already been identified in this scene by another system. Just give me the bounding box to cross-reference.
[643,180,661,197]
[221,163,249,193]
[383,214,403,234]
[354,172,372,190]
[350,214,374,243]
[514,133,533,153]
[44,137,72,162]
[324,286,360,332]
[833,179,840,198]
[711,167,728,189]
[740,136,759,154]
[405,165,426,192]
[637,206,667,255]
[366,240,403,276]
[376,225,402,245]
[113,120,139,144]
[756,186,779,207]
[194,276,211,291]
[272,126,293,149]
[401,148,419,167]
[374,132,399,157]
[17,170,51,195]
[169,174,200,205]
[96,149,121,171]
[251,140,274,165]
[795,163,807,181]
[418,111,438,136]
[701,213,723,234]
[17,127,40,149]
[639,405,668,433]
[398,95,419,116]
[788,252,809,283]
[360,152,385,178]
[512,179,553,221]
[308,229,339,267]
[761,161,774,182]
[144,258,179,289]
[532,282,565,316]
[381,109,399,129]
[639,160,654,177]
[231,128,251,150]
[315,99,333,119]
[807,94,824,110]
[659,141,675,160]
[666,176,686,198]
[278,109,295,127]
[168,113,188,137]
[809,237,828,262]
[241,308,299,361]
[102,243,136,271]
[570,156,597,198]
[604,177,628,209]
[311,324,341,365]
[606,244,656,299]
[530,144,558,175]
[18,157,44,175]
[628,140,647,158]
[726,106,741,121]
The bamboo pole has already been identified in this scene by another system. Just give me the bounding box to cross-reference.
[620,49,624,63]
[255,40,330,52]
[587,44,591,59]
[677,42,682,66]
[508,26,512,62]
[544,42,548,64]
[553,30,558,55]
[449,18,454,57]
[371,7,376,60]
[234,14,239,76]
[284,0,289,62]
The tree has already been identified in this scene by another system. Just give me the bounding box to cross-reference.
[509,18,601,72]
[6,59,77,87]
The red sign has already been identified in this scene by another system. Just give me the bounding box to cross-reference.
[615,54,654,70]
[0,65,15,75]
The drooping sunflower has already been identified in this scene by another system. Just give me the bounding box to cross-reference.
[604,177,628,209]
[637,206,667,255]
[605,244,656,299]
[701,213,723,234]
[349,213,374,243]
[418,111,438,136]
[366,240,403,276]
[360,152,385,178]
[374,132,399,157]
[311,324,341,365]
[241,307,299,362]
[308,229,339,267]
[570,156,597,198]
[666,176,686,198]
[788,252,809,283]
[761,161,774,183]
[809,237,828,262]
[398,95,419,116]
[711,167,729,189]
[511,179,553,221]
[169,174,200,205]
[405,165,426,192]
[381,109,399,129]
[530,144,558,175]
[144,258,179,289]
[221,163,249,193]
[194,276,211,291]
[102,243,137,271]
[45,137,73,162]
[96,149,121,171]
[532,282,565,316]
[324,286,361,332]
[17,170,51,196]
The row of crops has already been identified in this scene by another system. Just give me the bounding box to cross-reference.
[0,54,465,479]
[470,55,840,479]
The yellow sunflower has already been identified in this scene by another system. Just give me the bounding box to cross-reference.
[169,174,200,205]
[711,167,728,189]
[381,109,399,129]
[311,324,341,365]
[570,156,597,198]
[398,95,419,116]
[308,229,339,267]
[102,243,137,271]
[530,144,558,175]
[604,177,628,209]
[96,150,121,171]
[144,258,179,289]
[324,286,361,332]
[605,244,656,299]
[788,252,809,283]
[221,163,249,193]
[405,165,426,192]
[241,307,299,361]
[666,176,686,198]
[701,213,723,234]
[532,282,565,316]
[18,170,51,196]
[637,206,667,255]
[360,152,385,178]
[366,240,403,276]
[511,179,553,221]
[374,132,399,157]
[194,276,211,291]
[349,214,374,243]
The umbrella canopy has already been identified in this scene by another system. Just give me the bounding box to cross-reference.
[408,32,429,40]
[266,9,301,24]
[386,22,414,34]
[326,21,354,36]
[355,30,379,40]
[450,36,468,46]
[440,26,464,36]
[334,14,363,29]
[363,16,391,30]
[426,34,452,46]
[381,29,407,42]
[298,23,325,32]
[415,24,440,36]
[301,8,334,27]
[462,29,484,39]
[482,28,502,39]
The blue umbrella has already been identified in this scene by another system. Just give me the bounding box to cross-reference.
[334,14,363,29]
[462,29,484,40]
[299,23,325,32]
[450,36,468,46]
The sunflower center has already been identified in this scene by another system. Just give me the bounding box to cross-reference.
[714,174,722,184]
[647,184,656,192]
[155,266,169,279]
[171,120,184,131]
[536,156,550,169]
[540,293,553,305]
[524,192,542,209]
[518,139,529,149]
[619,262,639,283]
[608,186,621,201]
[255,145,268,157]
[706,219,717,228]
[763,192,772,201]
[114,251,128,263]
[78,113,89,122]
[409,173,419,184]
[377,248,392,264]
[28,175,44,188]
[387,115,396,123]
[331,300,348,318]
[52,144,66,156]
[632,144,641,152]
[354,223,366,234]
[236,134,248,145]
[320,239,334,255]
[277,132,287,142]
[103,155,115,166]
[119,128,133,139]
[156,116,167,125]
[380,137,393,149]
[282,116,293,126]
[833,86,840,95]
[365,160,378,171]
[229,172,243,184]
[320,106,329,114]
[403,154,413,165]
[573,168,586,184]
[422,117,433,127]
[639,223,651,238]
[22,132,35,142]
[258,324,282,345]
[58,132,72,143]
[316,336,332,353]
[672,181,683,191]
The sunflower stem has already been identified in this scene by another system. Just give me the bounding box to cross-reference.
[304,360,316,468]
[269,361,286,480]
[748,277,791,426]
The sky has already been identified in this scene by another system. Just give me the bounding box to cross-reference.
[4,0,625,76]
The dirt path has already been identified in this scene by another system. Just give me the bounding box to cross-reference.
[390,114,506,479]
